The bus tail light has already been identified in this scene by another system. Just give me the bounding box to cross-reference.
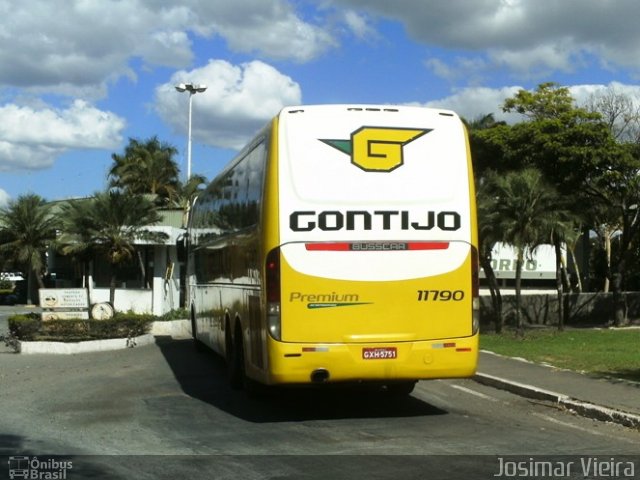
[266,247,281,341]
[471,245,480,335]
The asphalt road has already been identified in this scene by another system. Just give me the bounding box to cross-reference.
[1,336,638,479]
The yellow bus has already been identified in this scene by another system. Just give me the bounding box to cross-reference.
[187,104,479,394]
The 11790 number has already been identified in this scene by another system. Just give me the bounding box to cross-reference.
[417,290,465,301]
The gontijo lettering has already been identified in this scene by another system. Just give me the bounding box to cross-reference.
[290,210,461,232]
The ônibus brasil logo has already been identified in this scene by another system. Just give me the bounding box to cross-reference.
[320,126,431,172]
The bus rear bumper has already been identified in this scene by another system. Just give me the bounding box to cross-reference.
[265,335,479,385]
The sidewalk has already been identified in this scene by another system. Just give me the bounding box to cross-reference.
[475,351,640,429]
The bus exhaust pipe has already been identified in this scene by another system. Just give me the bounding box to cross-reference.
[310,369,330,383]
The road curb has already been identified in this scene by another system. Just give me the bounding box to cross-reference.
[149,319,191,338]
[3,320,192,355]
[474,372,640,430]
[19,333,156,354]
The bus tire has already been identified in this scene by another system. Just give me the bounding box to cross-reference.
[385,381,416,396]
[226,322,244,390]
[191,308,206,352]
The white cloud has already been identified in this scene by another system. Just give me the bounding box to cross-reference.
[489,42,582,76]
[417,82,640,125]
[0,142,65,171]
[0,0,183,96]
[331,0,640,78]
[341,10,377,40]
[0,0,336,96]
[418,86,524,124]
[0,100,125,171]
[155,59,302,149]
[201,1,337,62]
[2,0,639,100]
[0,188,9,207]
[425,56,489,84]
[569,82,640,107]
[424,58,459,82]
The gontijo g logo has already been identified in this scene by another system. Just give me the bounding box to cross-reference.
[321,127,431,172]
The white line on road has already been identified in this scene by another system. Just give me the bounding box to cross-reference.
[448,383,499,402]
[533,412,606,436]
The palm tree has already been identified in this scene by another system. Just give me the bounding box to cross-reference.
[55,197,98,292]
[0,194,58,304]
[174,174,207,226]
[59,190,168,308]
[476,176,504,332]
[466,113,509,332]
[488,168,569,333]
[109,136,180,205]
[547,209,576,331]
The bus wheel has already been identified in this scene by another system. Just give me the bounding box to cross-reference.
[226,324,244,390]
[385,381,416,396]
[191,309,205,352]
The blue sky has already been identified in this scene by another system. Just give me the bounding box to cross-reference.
[2,0,640,205]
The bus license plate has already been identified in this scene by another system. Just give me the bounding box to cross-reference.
[362,347,397,360]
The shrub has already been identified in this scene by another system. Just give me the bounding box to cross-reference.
[8,314,42,341]
[89,316,153,339]
[39,320,90,341]
[112,312,156,323]
[8,312,154,342]
[157,308,189,321]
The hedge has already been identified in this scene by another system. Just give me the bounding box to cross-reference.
[8,312,154,342]
[7,314,41,341]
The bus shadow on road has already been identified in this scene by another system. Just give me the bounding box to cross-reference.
[156,337,448,423]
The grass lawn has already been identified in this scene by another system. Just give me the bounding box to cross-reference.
[480,328,640,382]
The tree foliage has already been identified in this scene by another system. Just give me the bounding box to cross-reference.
[475,177,504,332]
[0,194,58,303]
[0,135,206,311]
[485,169,570,331]
[585,84,640,144]
[59,190,168,307]
[471,82,640,327]
[109,136,180,205]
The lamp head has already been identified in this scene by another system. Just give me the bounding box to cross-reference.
[175,83,207,94]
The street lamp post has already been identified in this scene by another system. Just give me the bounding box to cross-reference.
[175,83,207,180]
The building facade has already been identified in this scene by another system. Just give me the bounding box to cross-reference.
[46,209,185,316]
